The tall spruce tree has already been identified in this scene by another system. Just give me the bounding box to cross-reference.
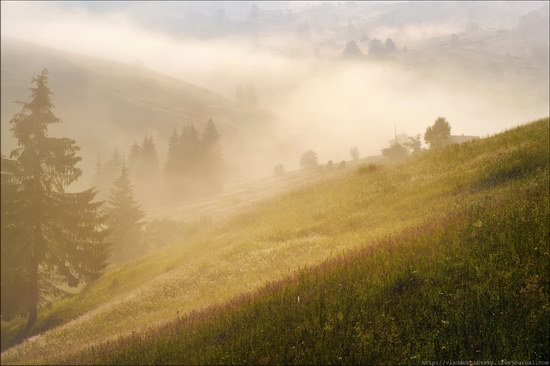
[105,165,145,262]
[0,70,109,334]
[180,124,200,180]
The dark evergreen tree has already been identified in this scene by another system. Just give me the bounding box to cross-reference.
[105,165,145,262]
[179,124,201,179]
[139,135,159,177]
[350,147,360,160]
[0,70,109,334]
[92,157,102,188]
[201,119,223,193]
[94,149,122,201]
[165,129,179,177]
[127,142,142,175]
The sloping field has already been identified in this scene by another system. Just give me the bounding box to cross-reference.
[1,118,548,364]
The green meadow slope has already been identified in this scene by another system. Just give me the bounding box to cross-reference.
[1,118,549,364]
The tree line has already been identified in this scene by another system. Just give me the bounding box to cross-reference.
[273,117,453,176]
[94,122,224,203]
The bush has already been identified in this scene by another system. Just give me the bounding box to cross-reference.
[357,163,380,175]
[299,150,319,170]
[273,164,285,177]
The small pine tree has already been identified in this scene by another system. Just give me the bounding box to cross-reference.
[105,165,146,262]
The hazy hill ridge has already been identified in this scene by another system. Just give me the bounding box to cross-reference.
[1,38,272,187]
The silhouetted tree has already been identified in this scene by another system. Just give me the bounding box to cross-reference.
[273,163,285,176]
[94,149,122,201]
[342,40,363,58]
[247,84,258,108]
[127,142,142,174]
[326,160,334,170]
[140,135,159,177]
[180,124,201,182]
[235,85,245,106]
[384,38,396,52]
[1,70,108,334]
[350,147,360,160]
[105,165,145,262]
[165,129,180,177]
[300,150,319,170]
[201,119,223,193]
[295,22,312,42]
[424,117,451,149]
[404,135,423,154]
[368,38,385,57]
[369,38,396,58]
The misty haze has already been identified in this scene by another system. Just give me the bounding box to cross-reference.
[1,1,549,365]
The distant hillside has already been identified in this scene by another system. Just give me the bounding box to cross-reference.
[2,118,547,364]
[0,38,274,186]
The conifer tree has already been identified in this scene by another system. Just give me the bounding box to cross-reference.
[0,70,109,334]
[165,129,183,196]
[201,119,223,193]
[105,165,146,262]
[180,124,201,179]
[140,135,159,177]
[92,157,102,188]
[127,142,142,174]
[94,149,122,201]
[165,129,179,177]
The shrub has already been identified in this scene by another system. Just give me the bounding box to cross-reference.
[357,163,380,175]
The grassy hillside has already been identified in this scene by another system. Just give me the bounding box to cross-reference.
[1,118,548,364]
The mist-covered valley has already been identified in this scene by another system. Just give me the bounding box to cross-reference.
[2,1,548,191]
[1,1,549,365]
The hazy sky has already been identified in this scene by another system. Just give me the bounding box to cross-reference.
[2,1,549,173]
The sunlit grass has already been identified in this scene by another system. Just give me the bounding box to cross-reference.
[1,118,548,364]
